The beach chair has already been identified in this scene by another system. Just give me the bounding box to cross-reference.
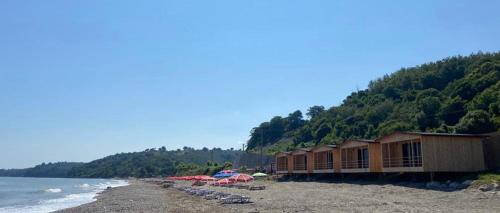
[237,185,250,189]
[219,195,251,204]
[204,193,217,200]
[248,186,266,190]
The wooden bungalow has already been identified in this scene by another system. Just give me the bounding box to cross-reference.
[310,145,338,173]
[340,139,382,173]
[275,152,291,174]
[290,148,312,174]
[378,132,486,173]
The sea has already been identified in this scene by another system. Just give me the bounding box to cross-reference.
[0,177,128,213]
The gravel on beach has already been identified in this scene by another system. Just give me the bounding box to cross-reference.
[54,180,226,213]
[56,179,500,213]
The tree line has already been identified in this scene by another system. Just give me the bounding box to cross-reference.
[0,147,273,178]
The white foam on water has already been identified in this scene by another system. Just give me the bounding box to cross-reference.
[44,188,62,193]
[77,183,90,188]
[0,180,128,213]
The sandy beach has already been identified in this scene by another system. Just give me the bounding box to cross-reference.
[55,179,500,213]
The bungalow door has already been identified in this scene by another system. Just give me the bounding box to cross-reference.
[402,143,410,167]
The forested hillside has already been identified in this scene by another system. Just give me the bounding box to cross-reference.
[0,162,84,178]
[247,52,500,152]
[0,147,273,178]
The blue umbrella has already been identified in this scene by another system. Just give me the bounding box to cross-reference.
[213,172,239,179]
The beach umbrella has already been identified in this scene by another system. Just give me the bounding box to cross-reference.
[213,171,239,179]
[228,174,254,183]
[214,178,234,185]
[201,176,217,182]
[193,175,207,180]
[252,172,268,177]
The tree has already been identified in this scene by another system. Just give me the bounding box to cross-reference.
[455,110,497,134]
[306,106,325,119]
[439,97,466,125]
[286,110,305,131]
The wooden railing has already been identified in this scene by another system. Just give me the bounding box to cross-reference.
[341,160,369,169]
[294,163,306,170]
[277,165,288,171]
[314,162,333,170]
[383,156,422,168]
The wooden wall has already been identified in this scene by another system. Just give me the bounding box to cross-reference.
[333,148,341,172]
[483,131,500,170]
[422,135,485,172]
[307,152,314,173]
[287,155,293,173]
[369,143,382,172]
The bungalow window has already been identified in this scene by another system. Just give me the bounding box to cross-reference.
[342,146,369,169]
[293,155,307,170]
[402,141,422,167]
[314,151,333,170]
[277,157,288,171]
[357,148,369,168]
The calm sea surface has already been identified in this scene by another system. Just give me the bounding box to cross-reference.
[0,177,128,213]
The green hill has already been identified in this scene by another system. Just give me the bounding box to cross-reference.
[0,147,273,178]
[247,52,500,153]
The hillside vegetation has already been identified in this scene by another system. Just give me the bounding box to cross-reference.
[247,52,500,153]
[0,147,273,178]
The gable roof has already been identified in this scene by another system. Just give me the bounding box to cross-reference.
[275,151,291,157]
[310,144,337,151]
[290,148,311,155]
[339,138,377,148]
[342,139,376,144]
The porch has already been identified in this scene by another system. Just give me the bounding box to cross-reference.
[382,139,423,172]
[293,154,308,173]
[276,156,289,174]
[313,151,334,173]
[341,146,370,173]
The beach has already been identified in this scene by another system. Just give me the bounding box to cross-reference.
[56,179,500,213]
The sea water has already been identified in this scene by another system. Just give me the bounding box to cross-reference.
[0,177,128,213]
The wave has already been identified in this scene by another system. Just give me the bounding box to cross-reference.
[44,188,62,193]
[77,183,90,188]
[0,179,128,213]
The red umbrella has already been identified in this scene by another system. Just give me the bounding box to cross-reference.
[213,178,235,186]
[193,175,204,180]
[199,176,217,182]
[228,174,254,183]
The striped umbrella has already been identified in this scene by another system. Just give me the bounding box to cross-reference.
[228,174,254,183]
[213,178,235,185]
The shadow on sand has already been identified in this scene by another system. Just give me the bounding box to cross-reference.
[277,172,480,192]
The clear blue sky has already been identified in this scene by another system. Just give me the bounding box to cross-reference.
[1,0,499,168]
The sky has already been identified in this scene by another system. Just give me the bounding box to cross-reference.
[1,0,500,168]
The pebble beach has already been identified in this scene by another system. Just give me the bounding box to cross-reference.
[55,178,500,213]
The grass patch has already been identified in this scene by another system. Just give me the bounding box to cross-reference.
[473,172,500,186]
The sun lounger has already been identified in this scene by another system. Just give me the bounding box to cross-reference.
[237,185,250,189]
[248,186,266,190]
[219,195,251,204]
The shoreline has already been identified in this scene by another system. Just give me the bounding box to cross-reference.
[0,177,128,213]
[54,179,227,213]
